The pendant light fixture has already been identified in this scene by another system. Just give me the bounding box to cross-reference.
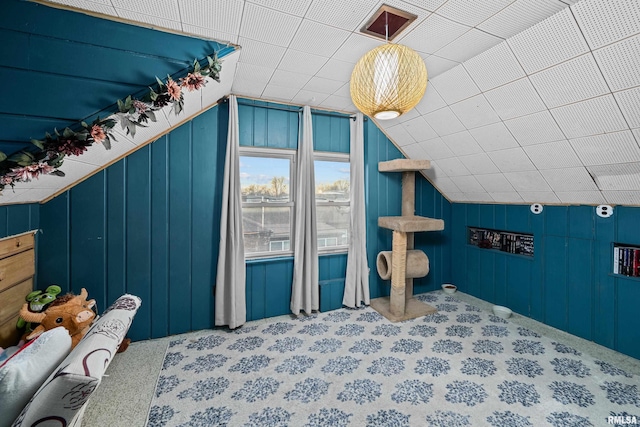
[350,7,427,120]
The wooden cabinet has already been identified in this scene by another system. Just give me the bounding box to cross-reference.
[0,231,36,348]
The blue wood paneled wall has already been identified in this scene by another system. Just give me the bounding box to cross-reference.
[451,203,640,359]
[0,204,39,239]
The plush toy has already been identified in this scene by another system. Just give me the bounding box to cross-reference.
[19,288,96,349]
[16,285,62,335]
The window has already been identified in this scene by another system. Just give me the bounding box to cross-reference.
[315,154,350,253]
[239,148,294,257]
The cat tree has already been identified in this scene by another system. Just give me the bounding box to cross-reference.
[371,159,445,322]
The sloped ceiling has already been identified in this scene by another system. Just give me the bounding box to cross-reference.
[7,0,640,206]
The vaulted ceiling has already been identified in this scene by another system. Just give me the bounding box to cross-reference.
[5,0,640,206]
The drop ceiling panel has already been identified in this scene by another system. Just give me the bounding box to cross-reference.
[572,0,640,50]
[278,50,329,75]
[504,110,566,146]
[423,55,460,78]
[508,7,589,74]
[614,86,640,129]
[518,192,561,203]
[239,2,302,46]
[488,147,536,172]
[400,0,448,12]
[449,175,485,193]
[434,157,471,177]
[430,177,461,193]
[163,87,204,127]
[262,84,299,101]
[45,0,117,15]
[111,0,180,20]
[246,0,313,17]
[238,38,287,69]
[232,77,267,97]
[550,94,628,139]
[332,33,382,64]
[458,153,500,175]
[402,117,439,142]
[464,192,496,202]
[478,0,566,39]
[384,124,416,147]
[434,29,503,63]
[450,94,501,129]
[588,163,640,191]
[484,77,547,120]
[468,122,519,152]
[476,173,515,192]
[463,42,526,91]
[418,138,456,161]
[555,191,606,204]
[524,140,581,170]
[291,89,329,105]
[441,131,483,156]
[234,62,274,86]
[319,95,354,111]
[269,69,312,90]
[422,107,467,136]
[182,25,238,44]
[114,9,182,31]
[302,76,344,94]
[602,191,640,206]
[289,20,351,58]
[401,142,430,160]
[491,192,524,203]
[529,53,610,108]
[429,65,481,104]
[436,0,515,27]
[398,13,470,54]
[379,108,420,126]
[593,35,640,92]
[316,59,356,82]
[180,0,244,34]
[504,170,552,192]
[304,0,378,31]
[446,192,467,202]
[415,85,447,115]
[570,131,640,166]
[21,159,99,191]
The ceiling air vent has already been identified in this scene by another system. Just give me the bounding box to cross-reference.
[360,4,417,41]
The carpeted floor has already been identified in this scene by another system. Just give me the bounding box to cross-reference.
[132,291,640,427]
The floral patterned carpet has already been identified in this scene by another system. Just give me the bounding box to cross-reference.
[146,291,639,427]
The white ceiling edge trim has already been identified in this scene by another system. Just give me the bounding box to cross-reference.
[0,50,240,207]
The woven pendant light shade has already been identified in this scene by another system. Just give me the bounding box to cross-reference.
[350,43,427,120]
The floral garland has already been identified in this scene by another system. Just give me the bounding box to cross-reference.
[0,54,222,191]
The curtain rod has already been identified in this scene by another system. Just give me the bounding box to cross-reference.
[221,96,366,121]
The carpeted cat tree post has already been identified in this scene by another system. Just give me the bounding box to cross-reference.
[371,159,445,322]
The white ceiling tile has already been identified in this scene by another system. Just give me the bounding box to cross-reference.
[434,29,503,63]
[468,122,519,151]
[550,95,628,139]
[384,124,416,146]
[401,142,430,160]
[614,86,640,129]
[397,13,470,54]
[47,0,117,15]
[504,170,552,192]
[441,131,483,156]
[572,0,640,50]
[238,38,287,69]
[555,191,606,204]
[524,140,581,170]
[589,163,640,191]
[291,89,329,105]
[570,130,640,166]
[415,85,447,115]
[402,117,439,142]
[289,20,351,58]
[401,0,449,12]
[602,191,640,206]
[517,191,561,204]
[305,0,378,31]
[491,192,524,203]
[262,84,299,101]
[234,62,274,86]
[114,9,182,31]
[478,0,567,39]
[333,82,352,98]
[488,147,536,172]
[269,69,312,89]
[182,24,237,44]
[463,192,495,203]
[278,50,329,75]
[431,176,461,193]
[371,0,432,20]
[379,108,420,126]
[446,192,468,201]
[422,107,466,136]
[503,110,566,146]
[163,87,203,127]
[476,173,516,192]
[458,153,500,175]
[434,157,471,176]
[319,95,354,112]
[634,128,640,143]
[436,0,515,27]
[508,7,589,74]
[180,0,244,34]
[316,59,355,82]
[418,138,456,160]
[484,77,547,120]
[450,175,485,193]
[111,0,179,19]
[429,65,481,104]
[246,0,313,17]
[593,35,640,92]
[31,159,100,190]
[463,42,526,91]
[450,94,501,129]
[232,79,268,98]
[423,55,459,78]
[302,76,344,94]
[239,2,302,47]
[332,33,383,64]
[529,53,610,108]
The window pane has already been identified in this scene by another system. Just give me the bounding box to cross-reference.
[315,160,350,202]
[240,156,290,202]
[242,206,291,254]
[317,205,350,249]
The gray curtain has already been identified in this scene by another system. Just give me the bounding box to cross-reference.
[343,112,370,308]
[215,95,246,329]
[290,106,319,315]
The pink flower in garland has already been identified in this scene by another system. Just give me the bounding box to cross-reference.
[180,72,206,92]
[90,125,106,144]
[8,162,54,182]
[133,99,149,114]
[166,77,181,101]
[0,176,13,186]
[57,138,89,156]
